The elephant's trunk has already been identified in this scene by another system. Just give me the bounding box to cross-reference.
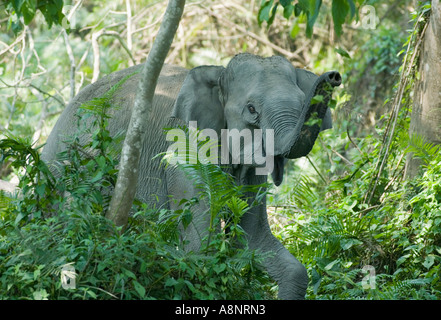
[283,71,341,159]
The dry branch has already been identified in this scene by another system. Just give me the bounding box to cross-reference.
[63,30,76,102]
[0,33,25,57]
[203,6,307,65]
[91,29,136,83]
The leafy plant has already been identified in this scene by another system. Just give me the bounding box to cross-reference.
[258,0,359,37]
[406,133,440,165]
[3,0,66,33]
[0,136,58,223]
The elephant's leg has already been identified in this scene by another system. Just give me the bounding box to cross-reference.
[263,234,308,299]
[166,166,210,252]
[237,169,308,299]
[241,204,308,299]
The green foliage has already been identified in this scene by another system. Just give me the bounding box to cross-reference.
[176,156,268,247]
[0,204,272,299]
[277,134,441,299]
[331,0,355,37]
[3,0,66,33]
[258,0,360,37]
[0,82,273,300]
[144,204,272,299]
[0,136,57,224]
[269,1,440,299]
[406,133,440,165]
[343,24,406,129]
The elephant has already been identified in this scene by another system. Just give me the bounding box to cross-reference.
[41,53,341,299]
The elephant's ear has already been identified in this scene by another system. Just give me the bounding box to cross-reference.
[172,65,226,134]
[295,68,333,131]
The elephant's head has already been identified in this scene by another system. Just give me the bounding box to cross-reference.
[172,53,341,185]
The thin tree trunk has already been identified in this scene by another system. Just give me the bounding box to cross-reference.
[406,0,441,178]
[126,0,133,54]
[106,0,186,228]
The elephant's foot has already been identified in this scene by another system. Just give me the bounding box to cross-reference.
[262,243,308,300]
[275,258,308,300]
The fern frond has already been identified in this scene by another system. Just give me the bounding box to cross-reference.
[406,133,440,164]
[379,277,431,299]
[290,175,318,208]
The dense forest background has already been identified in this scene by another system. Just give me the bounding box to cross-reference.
[1,0,440,300]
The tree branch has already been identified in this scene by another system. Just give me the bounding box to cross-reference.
[204,6,307,64]
[91,29,136,83]
[63,30,76,102]
[126,0,133,53]
[0,33,25,57]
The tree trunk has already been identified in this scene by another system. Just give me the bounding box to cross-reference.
[106,0,186,228]
[406,0,441,178]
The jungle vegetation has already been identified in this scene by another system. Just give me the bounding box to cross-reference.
[0,0,440,300]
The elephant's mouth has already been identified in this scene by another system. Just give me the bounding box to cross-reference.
[282,71,341,160]
[272,155,285,186]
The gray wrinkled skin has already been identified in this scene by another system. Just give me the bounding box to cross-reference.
[42,53,341,299]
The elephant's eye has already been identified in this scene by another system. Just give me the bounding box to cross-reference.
[247,104,256,114]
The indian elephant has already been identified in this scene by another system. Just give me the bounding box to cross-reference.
[41,53,341,299]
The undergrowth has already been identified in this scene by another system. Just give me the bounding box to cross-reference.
[279,144,441,299]
[0,79,273,300]
[273,1,440,300]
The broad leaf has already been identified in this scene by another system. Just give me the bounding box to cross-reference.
[258,0,274,26]
[332,0,350,37]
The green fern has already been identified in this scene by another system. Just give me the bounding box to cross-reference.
[378,278,433,299]
[162,124,267,242]
[290,175,318,209]
[406,133,440,164]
